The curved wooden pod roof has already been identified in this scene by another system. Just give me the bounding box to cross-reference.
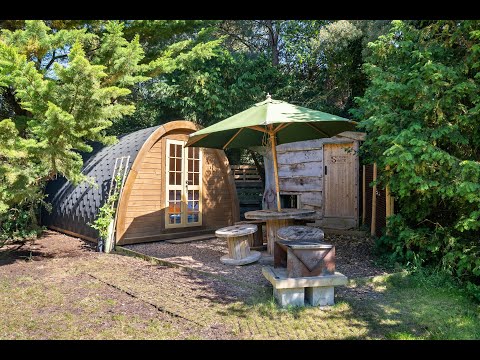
[43,120,239,243]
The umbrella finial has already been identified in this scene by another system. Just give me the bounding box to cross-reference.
[266,93,271,100]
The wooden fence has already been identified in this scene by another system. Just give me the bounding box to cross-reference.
[231,165,262,184]
[231,165,263,219]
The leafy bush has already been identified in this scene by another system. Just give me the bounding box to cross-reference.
[0,207,42,247]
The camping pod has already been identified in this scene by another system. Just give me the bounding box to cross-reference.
[43,120,240,245]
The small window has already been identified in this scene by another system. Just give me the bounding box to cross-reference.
[280,194,300,209]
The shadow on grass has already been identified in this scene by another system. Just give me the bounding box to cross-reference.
[210,271,480,340]
[114,245,480,339]
[162,264,271,306]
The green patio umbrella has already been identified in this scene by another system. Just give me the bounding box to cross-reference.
[185,94,357,211]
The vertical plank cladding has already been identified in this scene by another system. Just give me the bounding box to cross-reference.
[324,142,356,218]
[119,126,238,243]
[202,148,235,228]
[122,138,163,239]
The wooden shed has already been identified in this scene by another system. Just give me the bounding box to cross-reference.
[43,120,239,245]
[261,131,365,229]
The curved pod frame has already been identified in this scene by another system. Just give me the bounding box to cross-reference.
[115,120,239,244]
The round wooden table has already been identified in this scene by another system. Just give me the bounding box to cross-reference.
[244,209,316,255]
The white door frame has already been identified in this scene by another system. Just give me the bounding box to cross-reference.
[165,139,203,228]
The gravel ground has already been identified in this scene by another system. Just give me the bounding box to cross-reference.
[124,232,388,287]
[126,237,271,287]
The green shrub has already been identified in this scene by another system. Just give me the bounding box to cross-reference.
[354,20,480,301]
[0,207,42,247]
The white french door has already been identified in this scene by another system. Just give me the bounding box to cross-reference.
[165,139,202,228]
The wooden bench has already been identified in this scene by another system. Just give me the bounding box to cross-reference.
[262,266,348,307]
[216,224,261,266]
[235,220,266,250]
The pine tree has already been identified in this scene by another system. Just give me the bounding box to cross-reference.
[0,20,219,242]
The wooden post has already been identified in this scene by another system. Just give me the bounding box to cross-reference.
[385,187,391,218]
[362,164,366,225]
[270,131,282,212]
[385,180,391,236]
[385,165,392,217]
[371,162,377,236]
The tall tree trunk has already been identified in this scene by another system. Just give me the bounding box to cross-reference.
[264,20,279,67]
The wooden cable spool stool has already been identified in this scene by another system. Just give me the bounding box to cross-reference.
[216,224,261,266]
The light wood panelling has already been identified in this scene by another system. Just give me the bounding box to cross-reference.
[277,149,324,165]
[276,139,323,152]
[300,191,322,208]
[323,142,356,218]
[271,137,359,228]
[116,121,239,244]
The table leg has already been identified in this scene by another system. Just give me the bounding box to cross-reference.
[220,235,261,266]
[266,219,294,255]
[227,235,251,260]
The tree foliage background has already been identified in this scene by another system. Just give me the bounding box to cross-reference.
[0,18,393,240]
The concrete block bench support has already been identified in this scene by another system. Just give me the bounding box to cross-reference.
[262,266,348,307]
[305,287,334,306]
[274,287,305,307]
[216,224,261,266]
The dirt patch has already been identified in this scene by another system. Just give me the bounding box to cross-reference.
[0,230,96,266]
[125,238,271,287]
[0,231,257,339]
[326,233,387,278]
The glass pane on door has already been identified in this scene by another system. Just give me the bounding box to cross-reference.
[186,145,201,224]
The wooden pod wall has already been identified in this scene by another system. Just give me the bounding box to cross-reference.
[43,120,239,244]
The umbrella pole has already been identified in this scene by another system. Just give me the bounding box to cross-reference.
[270,132,282,211]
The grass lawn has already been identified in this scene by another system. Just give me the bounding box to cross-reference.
[221,271,480,340]
[0,231,479,340]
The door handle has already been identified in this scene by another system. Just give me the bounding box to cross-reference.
[325,165,327,175]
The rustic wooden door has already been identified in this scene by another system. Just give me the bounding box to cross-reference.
[165,139,202,228]
[323,143,356,219]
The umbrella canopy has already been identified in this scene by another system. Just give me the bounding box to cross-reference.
[185,95,357,211]
[185,97,356,149]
